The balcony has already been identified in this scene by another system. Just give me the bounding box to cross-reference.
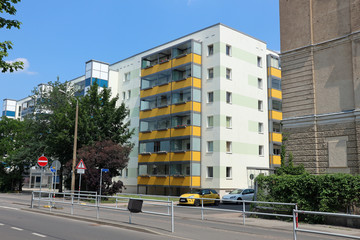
[137,176,200,187]
[270,132,282,143]
[269,110,282,121]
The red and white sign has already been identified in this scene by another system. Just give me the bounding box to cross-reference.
[37,156,48,167]
[76,159,87,170]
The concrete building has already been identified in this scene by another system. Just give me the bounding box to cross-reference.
[279,0,360,174]
[2,23,282,195]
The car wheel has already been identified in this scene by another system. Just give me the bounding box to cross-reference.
[236,197,242,205]
[214,199,220,206]
[194,199,200,206]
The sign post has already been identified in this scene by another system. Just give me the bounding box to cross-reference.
[99,168,109,204]
[76,159,87,202]
[37,156,48,206]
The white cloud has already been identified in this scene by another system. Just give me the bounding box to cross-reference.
[5,58,37,75]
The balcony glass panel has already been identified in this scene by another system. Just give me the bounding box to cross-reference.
[140,98,157,110]
[158,118,170,130]
[150,163,169,175]
[171,138,191,152]
[172,114,191,127]
[172,88,191,104]
[193,113,201,126]
[157,93,171,107]
[172,64,191,81]
[170,163,190,176]
[139,142,154,153]
[191,162,200,176]
[193,64,201,79]
[158,70,171,85]
[139,165,148,175]
[140,119,157,132]
[141,74,157,89]
[193,88,201,102]
[191,137,201,151]
[193,41,202,55]
[172,41,191,58]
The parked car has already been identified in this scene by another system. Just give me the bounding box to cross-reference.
[179,189,220,206]
[222,188,255,204]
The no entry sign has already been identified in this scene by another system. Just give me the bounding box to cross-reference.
[38,156,48,167]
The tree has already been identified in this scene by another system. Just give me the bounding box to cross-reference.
[1,0,24,72]
[76,140,132,194]
[31,80,133,192]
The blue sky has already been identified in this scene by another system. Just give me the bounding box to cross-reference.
[1,0,279,102]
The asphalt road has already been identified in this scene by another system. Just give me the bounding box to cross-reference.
[0,192,355,240]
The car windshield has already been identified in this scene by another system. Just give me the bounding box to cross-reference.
[189,189,202,194]
[230,189,244,194]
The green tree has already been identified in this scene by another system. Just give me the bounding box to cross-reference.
[1,0,24,72]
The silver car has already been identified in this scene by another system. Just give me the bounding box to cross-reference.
[222,188,255,204]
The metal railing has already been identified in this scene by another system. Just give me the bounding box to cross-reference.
[31,191,175,232]
[293,210,360,240]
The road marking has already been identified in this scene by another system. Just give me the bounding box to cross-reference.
[11,227,23,231]
[32,233,46,238]
[0,223,4,226]
[0,206,19,210]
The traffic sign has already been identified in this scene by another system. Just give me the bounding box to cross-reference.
[50,167,56,173]
[51,160,61,170]
[38,156,48,167]
[76,159,87,170]
[101,168,109,172]
[77,169,85,174]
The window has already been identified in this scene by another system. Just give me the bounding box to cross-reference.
[122,91,126,101]
[258,100,263,111]
[226,141,232,153]
[207,92,214,103]
[271,78,281,90]
[207,116,214,128]
[226,45,232,56]
[207,166,213,178]
[119,169,123,177]
[207,141,213,152]
[226,116,232,128]
[257,56,262,67]
[125,168,129,177]
[273,145,281,155]
[273,122,281,133]
[259,145,264,156]
[226,92,232,104]
[208,68,214,79]
[226,68,232,80]
[226,167,232,178]
[258,122,263,133]
[272,100,282,111]
[258,78,263,89]
[208,44,214,56]
[124,72,130,81]
[270,57,280,69]
[127,90,131,99]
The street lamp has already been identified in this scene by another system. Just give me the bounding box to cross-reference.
[59,89,78,193]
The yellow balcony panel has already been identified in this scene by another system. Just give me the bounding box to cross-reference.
[269,110,282,121]
[193,54,202,65]
[170,176,200,187]
[169,151,201,162]
[141,61,172,77]
[172,53,193,68]
[140,106,170,119]
[171,101,201,114]
[268,67,281,79]
[140,83,172,98]
[170,126,201,137]
[137,176,169,186]
[270,155,281,165]
[269,89,282,100]
[172,77,192,90]
[193,77,201,89]
[139,129,171,141]
[270,132,282,143]
[138,153,169,163]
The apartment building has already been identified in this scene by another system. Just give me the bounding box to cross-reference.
[2,23,282,195]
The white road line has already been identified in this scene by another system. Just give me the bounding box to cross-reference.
[11,227,23,231]
[0,223,4,226]
[32,233,47,238]
[0,206,19,210]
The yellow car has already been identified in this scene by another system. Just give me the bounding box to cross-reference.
[178,189,220,206]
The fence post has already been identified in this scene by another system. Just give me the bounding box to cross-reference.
[31,192,34,209]
[201,199,204,220]
[71,193,74,215]
[49,192,52,212]
[293,209,297,240]
[242,200,246,225]
[96,195,100,219]
[167,196,170,215]
[171,201,174,233]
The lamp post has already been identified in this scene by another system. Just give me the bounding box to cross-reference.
[59,89,78,192]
